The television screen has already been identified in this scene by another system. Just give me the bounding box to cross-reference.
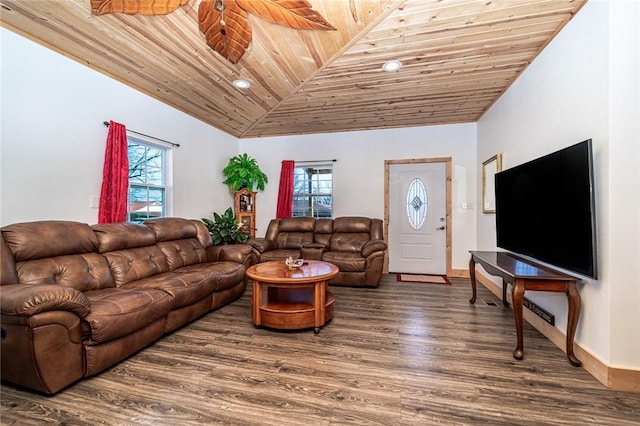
[495,139,597,278]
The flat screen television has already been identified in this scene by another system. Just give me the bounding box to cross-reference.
[495,139,597,278]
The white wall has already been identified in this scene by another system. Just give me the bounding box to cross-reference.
[0,28,237,226]
[240,123,478,271]
[477,0,640,369]
[607,0,640,370]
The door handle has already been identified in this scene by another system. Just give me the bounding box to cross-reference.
[436,226,445,230]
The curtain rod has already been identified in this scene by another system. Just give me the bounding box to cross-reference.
[102,121,180,147]
[295,159,337,164]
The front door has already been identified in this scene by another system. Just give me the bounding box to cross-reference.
[388,161,447,274]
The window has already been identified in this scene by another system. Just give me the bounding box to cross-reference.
[293,164,333,218]
[406,178,427,230]
[127,139,167,223]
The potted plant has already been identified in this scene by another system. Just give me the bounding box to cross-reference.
[222,153,268,192]
[202,208,250,245]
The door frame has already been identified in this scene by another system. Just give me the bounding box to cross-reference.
[384,157,452,276]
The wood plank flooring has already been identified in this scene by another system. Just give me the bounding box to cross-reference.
[2,275,639,425]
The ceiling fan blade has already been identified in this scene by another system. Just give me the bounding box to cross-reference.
[199,0,252,65]
[236,0,336,31]
[91,0,189,16]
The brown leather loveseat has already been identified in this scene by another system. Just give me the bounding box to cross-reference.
[248,216,387,287]
[0,217,252,394]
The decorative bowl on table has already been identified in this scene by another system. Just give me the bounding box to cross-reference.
[285,256,304,270]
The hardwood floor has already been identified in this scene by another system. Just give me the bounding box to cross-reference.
[2,275,639,425]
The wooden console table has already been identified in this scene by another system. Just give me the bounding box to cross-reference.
[469,251,582,366]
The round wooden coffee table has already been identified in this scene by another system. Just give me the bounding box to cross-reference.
[246,260,339,334]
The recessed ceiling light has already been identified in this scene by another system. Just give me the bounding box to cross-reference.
[382,60,403,72]
[232,79,251,89]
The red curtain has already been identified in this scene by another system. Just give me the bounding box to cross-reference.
[276,160,295,218]
[98,121,129,223]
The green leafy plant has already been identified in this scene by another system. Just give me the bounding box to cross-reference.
[222,153,268,192]
[202,208,250,245]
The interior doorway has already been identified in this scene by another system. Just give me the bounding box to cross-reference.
[384,158,452,275]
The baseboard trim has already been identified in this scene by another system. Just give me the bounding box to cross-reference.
[448,268,469,278]
[476,270,640,392]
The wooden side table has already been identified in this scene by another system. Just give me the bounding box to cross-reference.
[247,260,339,334]
[469,251,582,366]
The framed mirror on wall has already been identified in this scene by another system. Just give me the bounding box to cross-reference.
[482,154,502,214]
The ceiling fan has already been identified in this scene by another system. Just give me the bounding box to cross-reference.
[90,0,336,64]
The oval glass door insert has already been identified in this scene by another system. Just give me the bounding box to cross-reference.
[406,178,427,229]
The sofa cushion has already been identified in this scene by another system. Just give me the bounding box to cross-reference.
[330,233,371,253]
[120,261,243,309]
[276,232,313,250]
[313,219,333,247]
[322,252,366,272]
[279,217,315,232]
[274,217,315,249]
[92,222,157,253]
[332,217,371,233]
[143,219,211,269]
[191,220,214,249]
[156,239,207,270]
[121,272,212,309]
[82,288,172,344]
[329,217,374,252]
[15,253,115,292]
[174,262,246,292]
[3,221,98,261]
[103,246,170,287]
[144,217,198,242]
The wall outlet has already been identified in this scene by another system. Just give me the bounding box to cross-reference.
[90,196,100,209]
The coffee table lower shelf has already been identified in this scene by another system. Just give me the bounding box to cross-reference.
[257,290,335,332]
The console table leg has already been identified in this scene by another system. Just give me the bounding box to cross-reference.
[566,282,582,367]
[469,257,477,304]
[512,280,526,360]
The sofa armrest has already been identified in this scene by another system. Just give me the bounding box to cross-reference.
[248,238,276,253]
[361,240,387,257]
[0,284,91,318]
[207,243,253,264]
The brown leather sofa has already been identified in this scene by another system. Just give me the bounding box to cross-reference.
[248,216,387,287]
[0,217,252,394]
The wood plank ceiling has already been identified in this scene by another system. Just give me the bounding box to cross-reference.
[0,0,587,138]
